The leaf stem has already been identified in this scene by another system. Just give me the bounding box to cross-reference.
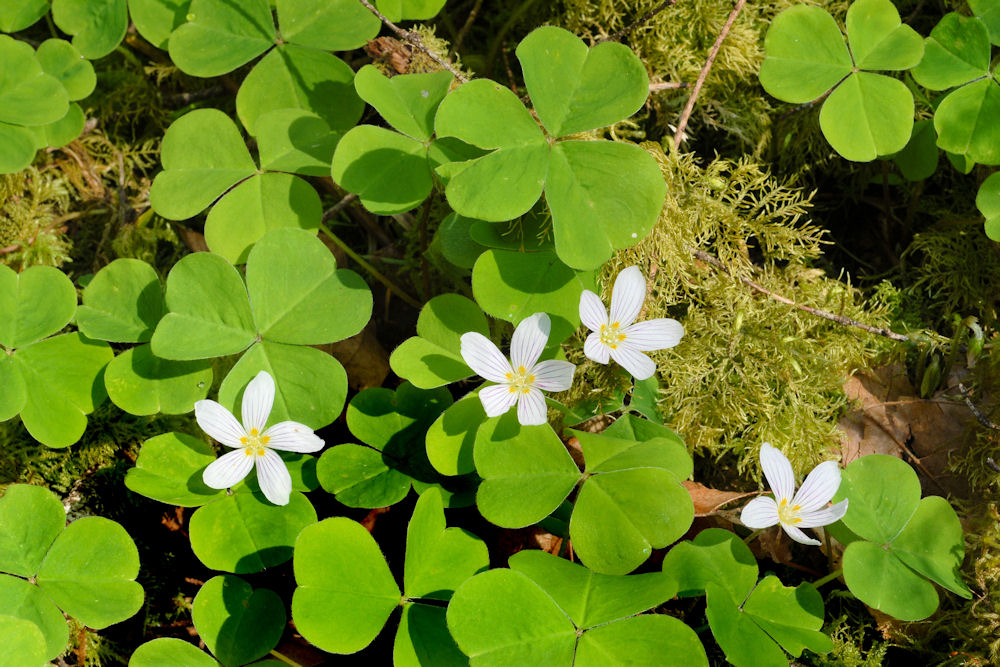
[742,528,763,544]
[812,568,844,588]
[318,222,422,308]
[357,0,468,82]
[268,650,305,667]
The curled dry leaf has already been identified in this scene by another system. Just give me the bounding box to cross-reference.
[682,480,756,517]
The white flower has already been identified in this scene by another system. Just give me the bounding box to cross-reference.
[579,265,684,381]
[460,312,576,426]
[740,442,849,546]
[196,371,324,506]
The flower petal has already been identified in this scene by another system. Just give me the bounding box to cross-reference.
[510,312,550,370]
[478,384,518,418]
[791,460,842,512]
[780,522,821,546]
[584,332,610,364]
[795,499,849,529]
[579,290,608,332]
[623,318,685,352]
[516,387,547,426]
[195,400,246,448]
[609,265,645,327]
[759,442,795,502]
[255,449,292,506]
[460,332,513,383]
[202,448,254,489]
[241,371,275,433]
[608,342,656,380]
[531,360,575,392]
[263,421,324,453]
[740,496,779,529]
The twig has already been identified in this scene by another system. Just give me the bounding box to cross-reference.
[358,0,468,82]
[321,193,360,223]
[673,0,747,149]
[318,222,422,309]
[649,81,690,92]
[605,0,676,42]
[690,247,911,343]
[451,0,484,56]
[958,383,1000,431]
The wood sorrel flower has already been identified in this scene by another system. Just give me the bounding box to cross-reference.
[196,371,324,506]
[740,442,849,546]
[579,265,684,380]
[460,312,576,426]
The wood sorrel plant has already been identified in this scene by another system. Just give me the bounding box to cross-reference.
[0,0,980,664]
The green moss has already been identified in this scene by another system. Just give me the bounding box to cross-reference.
[0,167,73,270]
[808,614,888,666]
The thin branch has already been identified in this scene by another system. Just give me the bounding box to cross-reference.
[649,81,690,91]
[605,0,676,42]
[321,193,359,223]
[358,0,468,82]
[318,222,422,309]
[672,0,747,149]
[451,0,484,56]
[690,247,911,343]
[958,383,1000,431]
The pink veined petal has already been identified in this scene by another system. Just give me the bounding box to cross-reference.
[510,312,550,370]
[263,421,325,453]
[791,460,843,512]
[608,342,656,380]
[516,388,548,426]
[740,496,779,529]
[241,370,275,433]
[531,360,576,392]
[623,319,685,352]
[759,442,796,502]
[202,448,254,489]
[195,400,246,448]
[478,384,519,418]
[460,332,513,383]
[795,499,849,529]
[579,290,608,332]
[609,266,646,327]
[255,449,292,506]
[584,332,610,364]
[780,522,821,546]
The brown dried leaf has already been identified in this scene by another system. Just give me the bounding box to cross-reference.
[683,480,756,517]
[316,324,390,390]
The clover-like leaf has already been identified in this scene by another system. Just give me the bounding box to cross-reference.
[104,345,212,416]
[436,213,488,269]
[0,37,69,128]
[127,0,192,49]
[29,103,86,150]
[0,486,65,579]
[129,638,219,667]
[192,575,285,667]
[0,615,47,667]
[844,0,923,71]
[0,264,77,350]
[390,294,488,389]
[255,109,340,177]
[35,39,96,101]
[168,0,275,77]
[426,392,486,476]
[977,171,1000,240]
[355,66,453,142]
[933,77,1000,165]
[394,604,467,667]
[376,0,446,21]
[124,432,222,507]
[818,72,914,162]
[0,123,37,174]
[76,259,164,343]
[0,576,67,660]
[911,13,991,90]
[332,125,432,214]
[276,0,380,51]
[0,0,48,32]
[970,0,1000,45]
[892,119,939,181]
[50,0,127,59]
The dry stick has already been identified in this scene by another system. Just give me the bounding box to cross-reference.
[649,81,690,91]
[358,0,468,83]
[690,247,911,343]
[958,383,1000,431]
[672,0,747,149]
[321,192,360,223]
[605,0,676,42]
[451,0,485,56]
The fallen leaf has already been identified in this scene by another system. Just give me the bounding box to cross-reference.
[683,480,756,517]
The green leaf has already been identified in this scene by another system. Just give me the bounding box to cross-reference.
[192,575,285,667]
[127,0,192,49]
[354,66,453,141]
[970,0,1000,45]
[661,528,758,601]
[105,345,212,415]
[892,119,938,181]
[934,78,1000,165]
[911,13,991,90]
[0,264,77,350]
[741,578,832,657]
[472,249,596,343]
[0,0,48,32]
[393,604,467,667]
[468,211,553,252]
[236,44,362,135]
[474,413,580,527]
[77,258,164,343]
[703,583,790,667]
[842,540,939,621]
[189,491,317,573]
[203,172,322,264]
[0,37,68,127]
[277,0,380,51]
[509,550,676,628]
[0,615,47,667]
[844,0,923,70]
[129,638,219,667]
[516,26,648,137]
[150,109,257,221]
[29,103,85,149]
[818,72,914,161]
[317,443,412,508]
[255,109,340,177]
[0,123,37,174]
[759,5,852,104]
[977,171,1000,240]
[437,213,488,269]
[50,0,127,59]
[0,356,26,422]
[35,39,96,101]
[292,518,401,654]
[36,517,143,629]
[218,341,348,429]
[389,294,488,389]
[168,0,275,77]
[246,227,372,344]
[425,392,486,476]
[446,569,577,665]
[0,485,65,578]
[375,0,446,21]
[546,140,665,269]
[151,252,256,361]
[575,615,708,667]
[891,496,971,598]
[14,333,113,448]
[332,125,433,214]
[124,432,222,507]
[0,576,67,660]
[834,454,920,544]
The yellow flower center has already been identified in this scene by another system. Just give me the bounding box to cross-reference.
[504,365,536,394]
[777,497,803,525]
[599,322,627,349]
[240,428,270,456]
